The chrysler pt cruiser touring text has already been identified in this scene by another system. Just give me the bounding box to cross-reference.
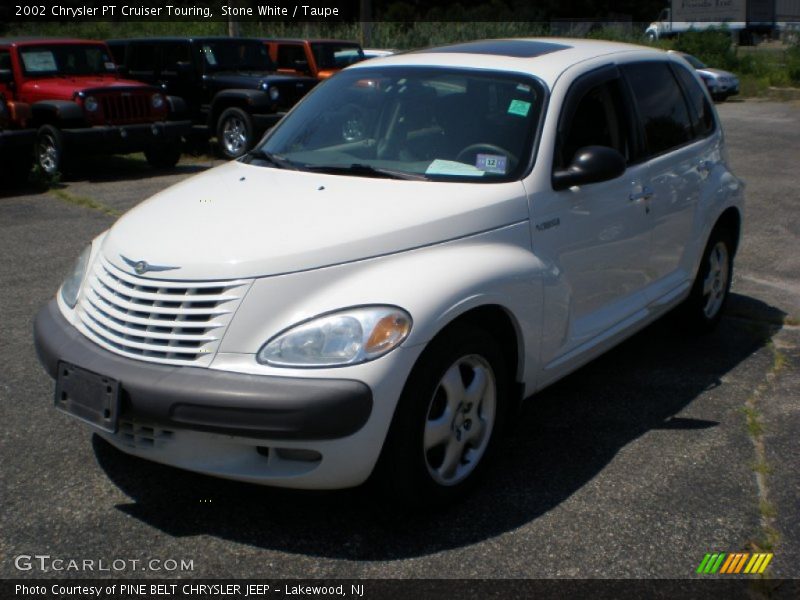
[34,39,744,505]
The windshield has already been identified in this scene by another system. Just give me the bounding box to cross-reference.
[311,42,365,70]
[255,66,544,182]
[201,40,273,72]
[19,44,116,77]
[682,53,707,69]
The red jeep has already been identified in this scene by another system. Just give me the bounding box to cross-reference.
[0,38,191,175]
[263,39,365,80]
[0,91,35,185]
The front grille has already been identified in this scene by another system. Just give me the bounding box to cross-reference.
[99,93,152,124]
[76,255,251,366]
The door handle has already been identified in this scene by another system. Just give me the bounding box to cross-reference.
[698,160,713,174]
[629,186,654,202]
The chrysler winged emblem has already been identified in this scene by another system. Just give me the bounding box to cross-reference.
[121,255,180,275]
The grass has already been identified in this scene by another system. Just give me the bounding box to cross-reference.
[50,189,122,217]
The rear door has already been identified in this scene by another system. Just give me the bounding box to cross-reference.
[620,60,714,304]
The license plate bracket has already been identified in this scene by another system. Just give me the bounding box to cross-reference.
[55,362,120,433]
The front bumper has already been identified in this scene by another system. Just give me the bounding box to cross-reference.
[61,120,191,154]
[0,128,36,153]
[34,300,373,441]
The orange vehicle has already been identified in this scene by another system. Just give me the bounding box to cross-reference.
[262,39,365,80]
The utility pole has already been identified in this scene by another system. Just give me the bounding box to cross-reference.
[227,1,241,37]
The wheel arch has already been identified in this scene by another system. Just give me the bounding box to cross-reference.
[713,206,742,257]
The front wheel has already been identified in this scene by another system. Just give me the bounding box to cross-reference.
[216,107,254,159]
[36,125,65,177]
[681,228,735,332]
[378,326,509,507]
[144,142,182,169]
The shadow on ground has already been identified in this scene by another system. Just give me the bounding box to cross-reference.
[93,293,785,560]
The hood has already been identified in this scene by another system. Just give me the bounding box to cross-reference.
[19,76,152,100]
[101,161,528,280]
[207,71,315,90]
[698,68,737,80]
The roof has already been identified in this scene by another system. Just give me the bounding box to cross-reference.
[106,36,265,44]
[350,38,665,87]
[0,38,105,46]
[262,38,362,45]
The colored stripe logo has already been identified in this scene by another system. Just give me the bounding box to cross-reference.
[696,552,773,574]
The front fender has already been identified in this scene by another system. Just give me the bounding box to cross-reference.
[31,100,84,125]
[211,89,272,114]
[218,222,545,389]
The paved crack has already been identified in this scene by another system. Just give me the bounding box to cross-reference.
[49,189,122,218]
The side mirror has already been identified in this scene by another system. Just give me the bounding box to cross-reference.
[552,146,626,191]
[0,69,14,84]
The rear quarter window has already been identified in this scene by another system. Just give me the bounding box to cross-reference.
[622,61,694,157]
[672,63,716,138]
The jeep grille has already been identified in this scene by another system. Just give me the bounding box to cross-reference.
[98,93,153,124]
[75,255,252,366]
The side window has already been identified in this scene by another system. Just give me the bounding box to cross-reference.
[555,79,629,170]
[128,44,156,73]
[622,62,693,157]
[276,44,308,71]
[161,42,192,74]
[672,63,715,138]
[0,49,13,71]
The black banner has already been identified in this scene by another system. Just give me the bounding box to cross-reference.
[3,579,800,600]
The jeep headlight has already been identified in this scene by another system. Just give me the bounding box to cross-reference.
[151,93,165,109]
[257,306,412,367]
[269,86,280,101]
[84,96,99,112]
[60,245,91,309]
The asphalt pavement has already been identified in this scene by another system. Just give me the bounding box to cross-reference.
[1,101,798,580]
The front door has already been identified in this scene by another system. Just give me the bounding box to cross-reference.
[532,67,653,375]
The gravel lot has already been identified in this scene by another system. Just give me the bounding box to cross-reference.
[1,101,798,580]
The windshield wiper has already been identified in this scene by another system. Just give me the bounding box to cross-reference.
[243,149,298,170]
[305,163,428,181]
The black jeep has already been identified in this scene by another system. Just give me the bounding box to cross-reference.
[107,37,318,159]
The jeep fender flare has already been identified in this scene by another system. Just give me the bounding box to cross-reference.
[166,95,187,118]
[209,89,271,126]
[31,100,84,126]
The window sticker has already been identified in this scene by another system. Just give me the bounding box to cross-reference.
[476,154,507,174]
[202,46,217,65]
[507,99,531,117]
[104,61,116,71]
[516,83,531,93]
[21,51,57,72]
[425,159,485,177]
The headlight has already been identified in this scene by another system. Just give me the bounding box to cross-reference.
[151,93,165,109]
[60,245,91,308]
[269,86,280,101]
[84,96,99,112]
[257,306,412,367]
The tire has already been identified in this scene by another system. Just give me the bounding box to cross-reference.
[681,227,735,333]
[377,325,509,507]
[36,124,65,176]
[144,142,182,169]
[216,107,254,159]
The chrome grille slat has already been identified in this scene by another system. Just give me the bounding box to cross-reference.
[75,256,252,365]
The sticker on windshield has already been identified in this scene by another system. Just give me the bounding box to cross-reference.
[507,99,531,117]
[104,61,116,71]
[516,83,531,93]
[425,159,485,177]
[476,154,507,175]
[201,45,217,65]
[21,51,57,72]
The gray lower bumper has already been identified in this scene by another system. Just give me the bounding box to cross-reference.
[33,300,373,440]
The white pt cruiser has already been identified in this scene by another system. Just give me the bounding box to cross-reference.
[35,39,744,506]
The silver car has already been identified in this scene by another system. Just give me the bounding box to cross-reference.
[672,51,740,101]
